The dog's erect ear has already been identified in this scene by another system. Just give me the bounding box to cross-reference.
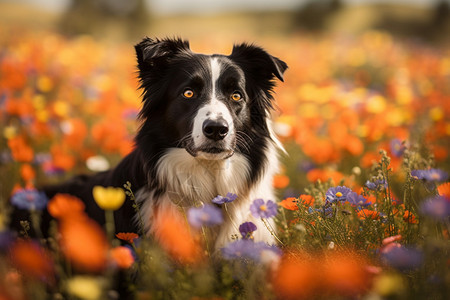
[229,43,288,82]
[135,37,190,70]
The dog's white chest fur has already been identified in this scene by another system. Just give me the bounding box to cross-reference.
[137,145,280,251]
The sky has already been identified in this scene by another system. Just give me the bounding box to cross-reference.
[10,0,442,14]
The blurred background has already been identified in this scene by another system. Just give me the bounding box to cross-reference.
[1,0,449,43]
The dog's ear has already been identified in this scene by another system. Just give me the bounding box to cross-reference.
[135,37,190,70]
[229,43,288,83]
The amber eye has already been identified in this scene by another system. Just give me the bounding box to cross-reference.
[231,92,242,101]
[183,89,194,98]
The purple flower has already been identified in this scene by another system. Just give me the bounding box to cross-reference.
[212,192,238,205]
[381,244,423,272]
[390,139,406,157]
[365,179,388,191]
[239,222,257,240]
[346,192,371,207]
[420,196,450,221]
[187,204,223,228]
[0,231,15,251]
[10,188,48,211]
[250,199,278,218]
[222,240,281,263]
[411,169,449,182]
[325,186,352,203]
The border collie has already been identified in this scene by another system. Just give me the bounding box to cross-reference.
[26,37,288,251]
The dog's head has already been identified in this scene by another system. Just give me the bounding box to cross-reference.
[135,37,287,160]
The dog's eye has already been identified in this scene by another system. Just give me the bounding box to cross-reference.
[231,92,243,102]
[183,89,194,98]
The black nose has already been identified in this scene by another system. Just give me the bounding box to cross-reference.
[202,119,229,141]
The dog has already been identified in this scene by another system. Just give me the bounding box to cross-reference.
[13,37,288,252]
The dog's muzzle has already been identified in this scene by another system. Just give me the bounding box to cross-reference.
[202,118,229,141]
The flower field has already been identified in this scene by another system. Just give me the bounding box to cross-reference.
[1,26,450,300]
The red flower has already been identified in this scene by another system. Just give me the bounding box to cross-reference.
[116,232,139,244]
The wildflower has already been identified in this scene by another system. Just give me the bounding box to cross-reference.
[411,168,449,182]
[10,188,48,211]
[390,138,406,157]
[324,251,371,297]
[110,246,135,269]
[381,244,423,271]
[250,199,278,218]
[325,186,352,203]
[92,186,126,210]
[403,210,419,224]
[20,163,35,183]
[7,136,34,162]
[47,193,85,220]
[279,197,299,210]
[239,222,257,240]
[299,194,315,207]
[10,240,54,281]
[116,232,139,244]
[154,209,202,264]
[357,209,380,220]
[272,253,319,299]
[372,273,406,298]
[437,182,450,197]
[420,195,450,221]
[187,204,223,228]
[86,155,110,172]
[346,191,371,207]
[273,174,290,189]
[66,276,103,300]
[365,179,387,190]
[59,215,108,272]
[211,192,237,204]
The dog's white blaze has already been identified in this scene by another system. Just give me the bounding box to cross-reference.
[191,57,234,155]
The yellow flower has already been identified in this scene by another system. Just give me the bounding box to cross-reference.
[66,276,103,300]
[92,186,126,210]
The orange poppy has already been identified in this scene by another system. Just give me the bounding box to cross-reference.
[59,215,108,272]
[116,232,139,244]
[299,194,315,207]
[403,210,419,224]
[7,136,34,163]
[19,164,35,183]
[110,246,135,269]
[437,182,450,198]
[272,252,318,300]
[273,174,290,189]
[10,240,54,282]
[324,251,370,296]
[50,144,75,171]
[47,194,85,220]
[152,208,202,264]
[279,197,299,211]
[357,209,380,220]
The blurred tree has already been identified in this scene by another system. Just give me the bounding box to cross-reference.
[292,0,343,31]
[59,0,150,40]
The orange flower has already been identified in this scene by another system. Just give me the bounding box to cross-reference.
[116,232,139,244]
[279,197,299,211]
[403,210,419,224]
[299,194,315,207]
[306,168,344,184]
[437,182,450,198]
[59,215,108,272]
[153,208,202,264]
[272,253,318,299]
[357,209,380,220]
[47,194,85,220]
[7,136,34,163]
[110,246,135,269]
[273,174,290,189]
[50,144,75,171]
[10,240,54,282]
[324,251,370,296]
[20,164,35,183]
